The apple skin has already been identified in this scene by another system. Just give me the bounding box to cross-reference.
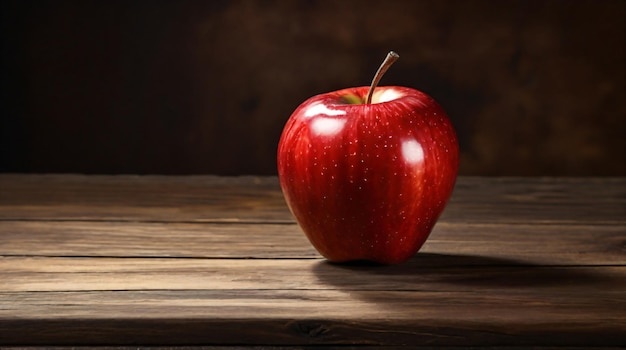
[277,86,459,264]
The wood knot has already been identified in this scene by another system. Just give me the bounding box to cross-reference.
[290,320,330,338]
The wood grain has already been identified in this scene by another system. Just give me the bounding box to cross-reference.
[1,175,624,224]
[0,175,624,347]
[1,289,624,346]
[0,220,624,264]
[1,256,624,292]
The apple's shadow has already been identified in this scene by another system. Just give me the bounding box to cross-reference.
[309,253,626,346]
[312,252,615,290]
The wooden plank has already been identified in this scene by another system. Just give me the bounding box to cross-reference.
[1,257,624,293]
[1,289,624,346]
[443,177,626,225]
[0,174,288,223]
[0,220,623,265]
[1,175,624,224]
[0,221,316,259]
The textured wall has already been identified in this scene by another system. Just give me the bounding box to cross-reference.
[2,0,624,175]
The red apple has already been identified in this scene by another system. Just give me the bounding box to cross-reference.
[277,52,459,264]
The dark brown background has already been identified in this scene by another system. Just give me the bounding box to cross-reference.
[1,0,624,176]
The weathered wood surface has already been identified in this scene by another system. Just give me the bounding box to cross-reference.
[0,175,624,347]
[1,175,624,224]
[1,221,624,264]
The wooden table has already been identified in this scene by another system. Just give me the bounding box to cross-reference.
[0,174,624,348]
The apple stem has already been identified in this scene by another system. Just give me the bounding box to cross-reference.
[366,51,399,104]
